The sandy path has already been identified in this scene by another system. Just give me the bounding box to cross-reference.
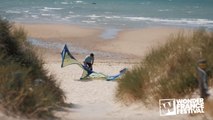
[47,62,154,120]
[45,61,209,120]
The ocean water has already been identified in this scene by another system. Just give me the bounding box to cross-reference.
[1,0,213,29]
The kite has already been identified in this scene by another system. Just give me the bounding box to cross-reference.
[61,44,127,80]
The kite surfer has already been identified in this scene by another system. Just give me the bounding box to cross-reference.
[84,53,94,71]
[61,45,127,80]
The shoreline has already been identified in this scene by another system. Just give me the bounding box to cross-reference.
[16,22,194,59]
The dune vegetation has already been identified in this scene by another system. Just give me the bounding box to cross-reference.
[0,18,65,118]
[116,29,213,104]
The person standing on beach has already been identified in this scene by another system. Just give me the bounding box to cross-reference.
[197,59,210,99]
[84,53,94,71]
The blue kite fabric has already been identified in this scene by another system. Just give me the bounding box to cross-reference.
[106,68,127,81]
[61,44,127,80]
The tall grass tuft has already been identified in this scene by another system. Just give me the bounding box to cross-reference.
[116,29,213,104]
[0,18,65,118]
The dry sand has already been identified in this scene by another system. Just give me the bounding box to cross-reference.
[97,27,185,57]
[15,23,192,57]
[1,23,212,120]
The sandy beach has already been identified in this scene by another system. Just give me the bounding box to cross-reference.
[16,23,192,58]
[1,23,212,120]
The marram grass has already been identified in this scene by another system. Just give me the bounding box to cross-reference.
[0,18,65,118]
[116,29,213,104]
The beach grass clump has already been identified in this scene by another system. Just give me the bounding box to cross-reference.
[0,18,65,118]
[116,29,213,104]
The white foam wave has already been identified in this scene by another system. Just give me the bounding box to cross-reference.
[82,20,96,23]
[40,9,49,11]
[75,1,85,4]
[158,9,170,12]
[61,2,69,5]
[105,16,121,19]
[31,15,38,18]
[43,7,63,10]
[6,10,21,14]
[76,0,83,3]
[69,11,74,14]
[41,14,51,16]
[87,15,121,20]
[69,15,81,18]
[124,17,213,26]
[87,14,102,18]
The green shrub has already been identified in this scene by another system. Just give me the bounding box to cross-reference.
[117,29,213,104]
[0,18,65,118]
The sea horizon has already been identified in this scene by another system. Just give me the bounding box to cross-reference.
[1,0,213,30]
